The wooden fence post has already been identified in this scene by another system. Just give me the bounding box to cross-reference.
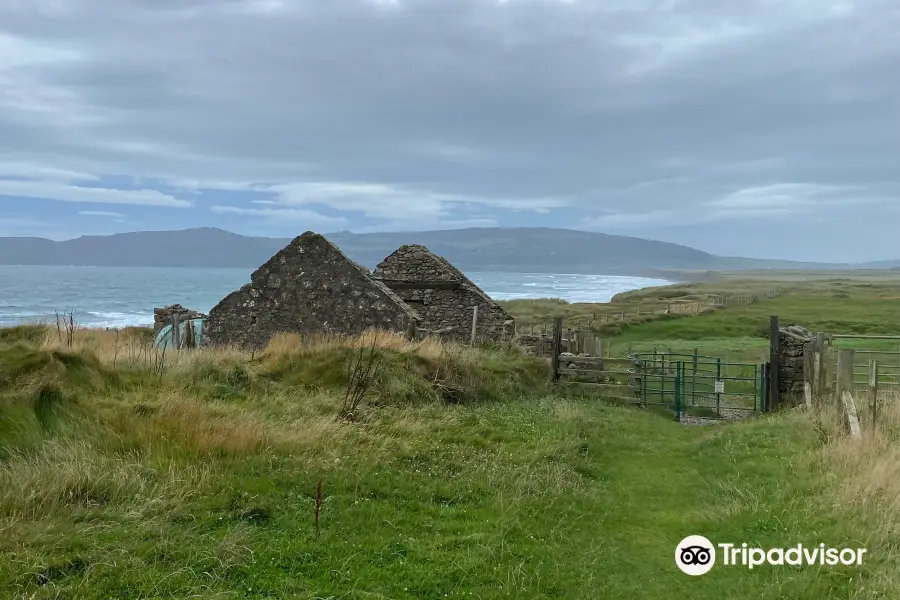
[184,319,195,349]
[869,359,879,428]
[813,351,822,398]
[768,316,780,411]
[836,349,860,437]
[803,341,815,407]
[814,333,824,394]
[171,314,181,350]
[836,348,855,402]
[469,306,478,345]
[550,317,563,382]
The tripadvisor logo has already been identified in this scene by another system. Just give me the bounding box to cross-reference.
[675,536,868,575]
[676,535,716,576]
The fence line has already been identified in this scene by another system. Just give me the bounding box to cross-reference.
[805,343,868,439]
[824,333,900,391]
[514,285,798,336]
[549,317,641,403]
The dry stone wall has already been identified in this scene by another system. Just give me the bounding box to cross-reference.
[373,245,514,343]
[778,324,815,401]
[205,232,420,350]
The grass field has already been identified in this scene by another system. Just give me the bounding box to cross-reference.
[3,277,900,598]
[502,278,900,360]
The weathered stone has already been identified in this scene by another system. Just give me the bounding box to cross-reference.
[153,304,205,332]
[372,244,515,343]
[777,324,815,401]
[205,232,420,350]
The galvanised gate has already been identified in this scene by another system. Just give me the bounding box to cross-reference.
[633,352,768,421]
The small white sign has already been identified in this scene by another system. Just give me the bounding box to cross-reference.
[714,380,725,394]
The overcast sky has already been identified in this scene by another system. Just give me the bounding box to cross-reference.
[1,0,898,262]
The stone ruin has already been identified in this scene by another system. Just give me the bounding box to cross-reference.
[153,304,205,332]
[205,232,420,350]
[372,244,515,344]
[777,324,815,401]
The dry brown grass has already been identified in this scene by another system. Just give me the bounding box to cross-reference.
[824,390,900,508]
[0,440,214,521]
[809,389,900,593]
[42,327,244,372]
[264,330,453,362]
[126,395,271,457]
[40,327,458,373]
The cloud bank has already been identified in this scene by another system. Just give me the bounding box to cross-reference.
[1,0,898,260]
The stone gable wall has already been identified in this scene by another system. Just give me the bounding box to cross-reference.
[373,245,514,343]
[205,232,419,350]
[373,245,461,281]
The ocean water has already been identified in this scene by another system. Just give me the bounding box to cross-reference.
[0,265,670,328]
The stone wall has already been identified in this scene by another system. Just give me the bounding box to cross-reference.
[153,304,205,332]
[778,324,815,401]
[373,245,514,344]
[205,232,420,350]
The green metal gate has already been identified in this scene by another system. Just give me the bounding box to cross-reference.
[634,352,767,421]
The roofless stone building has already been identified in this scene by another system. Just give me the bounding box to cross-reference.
[205,232,419,349]
[372,244,515,343]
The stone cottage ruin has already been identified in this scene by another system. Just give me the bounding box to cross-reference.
[153,304,205,332]
[372,244,515,343]
[205,232,419,349]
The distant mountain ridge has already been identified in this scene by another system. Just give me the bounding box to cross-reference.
[0,227,890,277]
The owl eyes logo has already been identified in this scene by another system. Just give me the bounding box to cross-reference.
[676,536,716,575]
[680,545,712,565]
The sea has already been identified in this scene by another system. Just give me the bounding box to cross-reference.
[0,265,670,329]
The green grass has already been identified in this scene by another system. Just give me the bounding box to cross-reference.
[501,279,900,354]
[4,277,900,598]
[502,278,900,341]
[0,349,888,598]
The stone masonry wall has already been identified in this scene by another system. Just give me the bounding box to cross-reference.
[205,232,420,350]
[778,324,815,401]
[373,245,514,344]
[153,304,205,332]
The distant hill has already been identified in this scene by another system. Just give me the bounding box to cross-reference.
[859,259,900,269]
[0,226,856,277]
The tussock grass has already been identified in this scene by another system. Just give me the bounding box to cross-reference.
[0,440,213,520]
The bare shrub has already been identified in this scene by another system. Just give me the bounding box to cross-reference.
[54,310,78,347]
[338,335,383,422]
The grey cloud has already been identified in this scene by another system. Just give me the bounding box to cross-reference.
[0,0,899,258]
[0,179,192,207]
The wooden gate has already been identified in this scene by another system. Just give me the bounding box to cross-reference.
[549,317,641,403]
